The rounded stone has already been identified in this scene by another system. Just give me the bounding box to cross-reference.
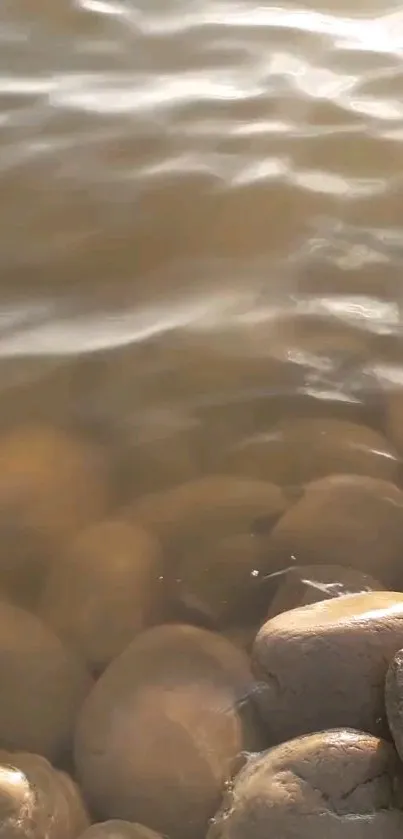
[131,476,288,546]
[223,418,398,486]
[0,750,89,838]
[39,519,162,672]
[0,763,36,838]
[207,729,403,839]
[267,474,403,585]
[252,591,403,744]
[0,600,92,759]
[131,476,288,625]
[75,624,263,839]
[267,564,385,618]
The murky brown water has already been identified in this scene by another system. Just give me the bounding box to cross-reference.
[1,1,403,510]
[1,1,403,476]
[2,3,403,305]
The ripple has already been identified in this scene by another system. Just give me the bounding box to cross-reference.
[0,0,401,362]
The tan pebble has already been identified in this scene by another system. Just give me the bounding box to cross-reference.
[207,729,403,839]
[0,749,89,838]
[253,591,403,743]
[0,762,36,838]
[75,624,263,839]
[131,475,288,545]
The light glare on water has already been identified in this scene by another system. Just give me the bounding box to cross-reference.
[0,0,403,364]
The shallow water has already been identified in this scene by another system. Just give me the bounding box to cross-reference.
[2,8,403,837]
[1,0,403,437]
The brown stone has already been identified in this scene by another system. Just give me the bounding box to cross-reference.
[0,763,36,838]
[252,592,403,744]
[267,474,403,585]
[39,519,162,672]
[75,624,263,839]
[131,476,288,546]
[130,476,288,625]
[0,750,88,838]
[207,729,403,839]
[0,600,92,759]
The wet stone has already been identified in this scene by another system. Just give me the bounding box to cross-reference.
[252,591,403,745]
[0,750,89,838]
[75,624,263,839]
[207,729,403,839]
[0,600,92,760]
[130,476,288,626]
[267,474,403,586]
[131,475,288,546]
[39,519,163,673]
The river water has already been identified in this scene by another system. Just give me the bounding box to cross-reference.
[1,0,403,477]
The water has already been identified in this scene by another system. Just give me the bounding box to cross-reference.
[2,1,403,309]
[2,6,403,837]
[1,0,403,485]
